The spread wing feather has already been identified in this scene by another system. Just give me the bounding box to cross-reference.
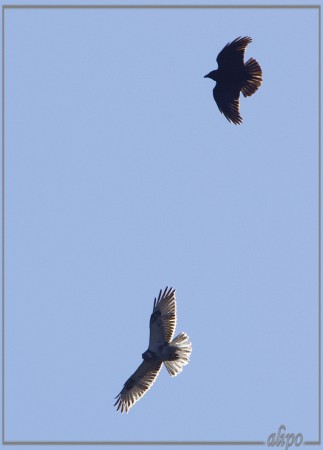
[213,84,242,125]
[114,361,162,413]
[149,286,177,349]
[216,36,252,69]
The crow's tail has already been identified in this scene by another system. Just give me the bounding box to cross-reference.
[242,58,262,98]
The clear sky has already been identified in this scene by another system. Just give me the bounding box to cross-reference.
[3,0,320,448]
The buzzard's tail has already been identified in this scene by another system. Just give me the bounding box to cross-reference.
[242,58,262,98]
[164,332,192,377]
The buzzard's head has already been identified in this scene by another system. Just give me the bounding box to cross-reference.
[142,350,157,362]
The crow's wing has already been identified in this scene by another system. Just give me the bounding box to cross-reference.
[216,36,252,70]
[148,287,177,349]
[213,83,242,125]
[114,360,162,413]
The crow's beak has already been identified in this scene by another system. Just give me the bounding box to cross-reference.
[204,74,209,79]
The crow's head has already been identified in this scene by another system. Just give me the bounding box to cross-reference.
[204,70,218,81]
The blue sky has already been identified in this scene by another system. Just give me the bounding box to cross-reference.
[3,1,320,448]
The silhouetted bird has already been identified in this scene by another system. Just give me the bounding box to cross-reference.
[114,287,192,413]
[204,36,262,125]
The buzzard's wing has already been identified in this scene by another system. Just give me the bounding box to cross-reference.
[213,84,242,125]
[149,287,177,349]
[114,360,162,413]
[216,36,252,70]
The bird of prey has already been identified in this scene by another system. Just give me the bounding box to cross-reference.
[114,287,192,413]
[204,36,262,125]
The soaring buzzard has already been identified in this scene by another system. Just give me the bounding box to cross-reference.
[114,287,192,413]
[204,36,262,124]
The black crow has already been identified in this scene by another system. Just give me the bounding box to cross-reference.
[204,36,262,125]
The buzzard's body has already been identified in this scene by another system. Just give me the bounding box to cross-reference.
[114,287,192,413]
[204,36,262,124]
